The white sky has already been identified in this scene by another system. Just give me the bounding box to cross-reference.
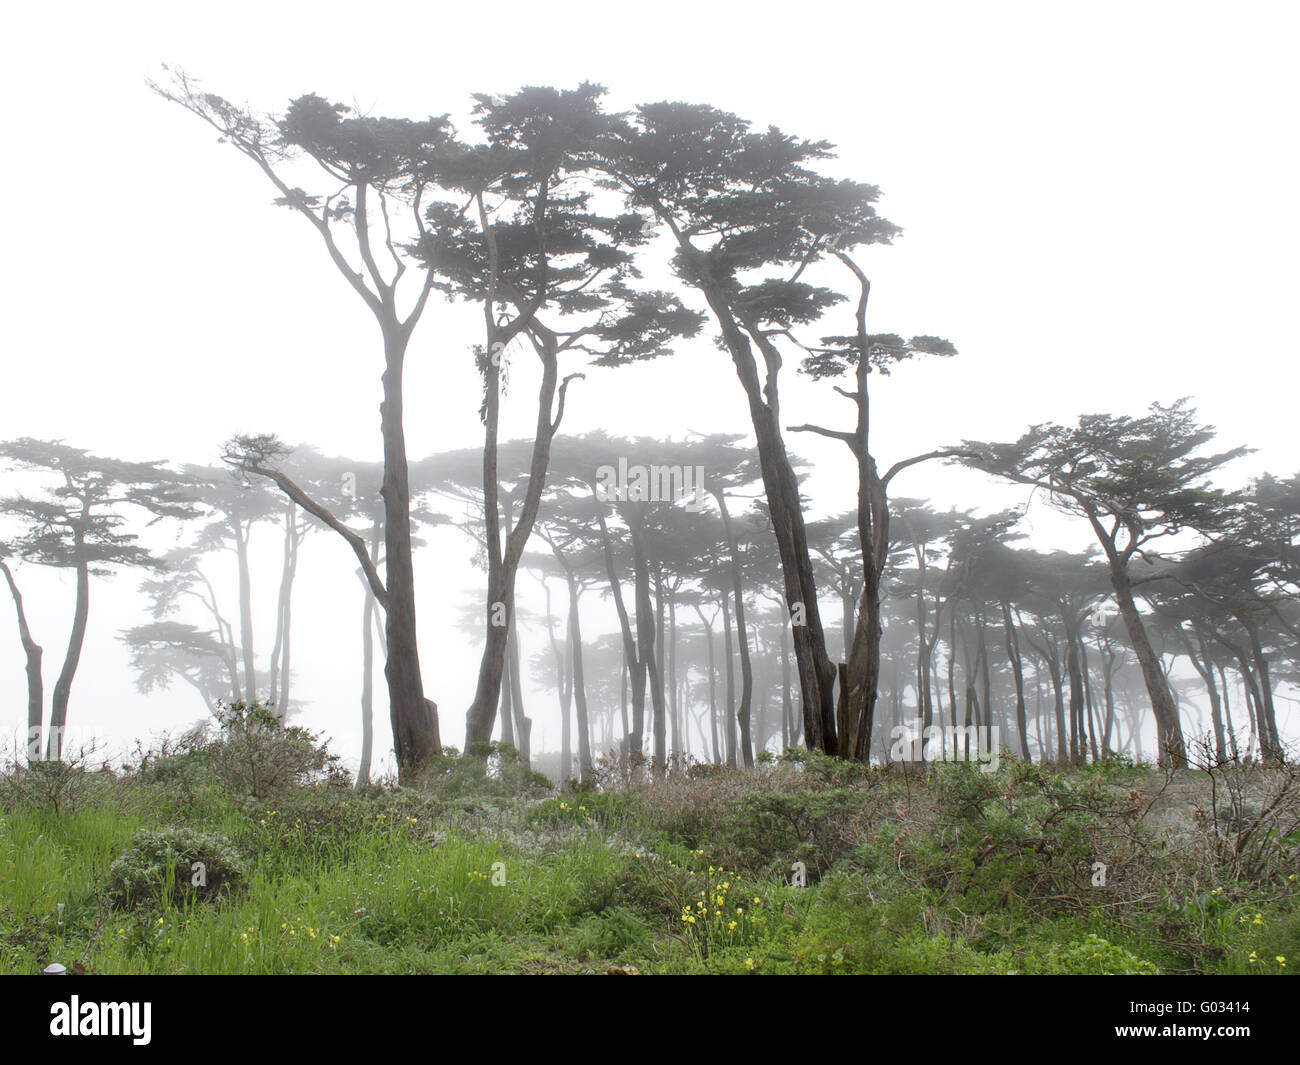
[2,1,1297,771]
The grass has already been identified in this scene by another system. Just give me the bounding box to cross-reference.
[1,741,1297,974]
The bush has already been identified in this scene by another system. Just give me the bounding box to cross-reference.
[0,740,117,815]
[106,827,246,909]
[610,757,889,880]
[414,743,552,800]
[862,758,1155,917]
[200,700,348,798]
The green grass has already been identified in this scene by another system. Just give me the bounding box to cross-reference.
[1,752,1296,974]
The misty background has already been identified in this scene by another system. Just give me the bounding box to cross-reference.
[2,0,1297,776]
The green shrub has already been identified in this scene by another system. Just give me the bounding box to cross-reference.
[1029,933,1157,975]
[201,700,347,798]
[861,758,1155,916]
[415,743,552,799]
[106,827,246,909]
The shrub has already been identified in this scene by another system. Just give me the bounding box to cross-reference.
[0,739,116,815]
[106,827,246,909]
[200,700,348,798]
[415,743,552,800]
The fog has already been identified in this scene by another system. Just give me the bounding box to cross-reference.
[3,0,1297,778]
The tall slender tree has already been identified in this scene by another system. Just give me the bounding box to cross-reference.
[154,73,450,773]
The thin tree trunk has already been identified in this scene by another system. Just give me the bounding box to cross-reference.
[234,518,257,703]
[1218,664,1239,761]
[2,561,43,757]
[1,561,42,754]
[1065,618,1085,765]
[721,592,737,768]
[268,506,292,708]
[47,535,90,761]
[543,580,572,781]
[714,490,754,767]
[507,613,531,764]
[279,515,299,717]
[569,579,592,780]
[498,648,515,748]
[358,576,376,787]
[780,615,792,750]
[1242,620,1282,762]
[668,590,681,757]
[1001,600,1030,760]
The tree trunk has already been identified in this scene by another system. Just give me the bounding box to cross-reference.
[593,500,644,758]
[946,610,958,734]
[544,582,572,782]
[1218,665,1239,761]
[568,578,592,780]
[914,552,934,741]
[1000,601,1030,760]
[1065,619,1085,765]
[2,561,43,757]
[507,613,531,764]
[267,503,299,714]
[234,518,257,703]
[714,490,754,767]
[1242,619,1282,762]
[1079,634,1100,762]
[379,330,438,773]
[780,615,793,749]
[358,575,376,787]
[47,535,90,761]
[1184,629,1226,762]
[694,606,721,763]
[498,649,515,749]
[628,515,665,766]
[668,590,681,757]
[721,592,737,768]
[278,515,299,717]
[463,335,566,750]
[1108,568,1184,767]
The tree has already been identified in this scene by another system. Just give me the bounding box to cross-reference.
[963,400,1247,767]
[0,553,42,745]
[414,86,700,752]
[0,439,194,759]
[173,466,286,705]
[118,620,233,715]
[589,102,902,755]
[222,435,443,774]
[789,244,961,760]
[129,544,242,703]
[889,500,968,751]
[154,72,449,773]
